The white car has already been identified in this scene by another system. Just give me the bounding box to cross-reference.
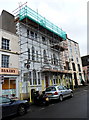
[45,85,73,101]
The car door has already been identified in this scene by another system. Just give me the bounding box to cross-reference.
[58,86,67,98]
[2,97,17,117]
[63,86,71,97]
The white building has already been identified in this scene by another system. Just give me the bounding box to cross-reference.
[15,6,72,100]
[0,7,84,101]
[0,10,19,97]
[67,38,85,87]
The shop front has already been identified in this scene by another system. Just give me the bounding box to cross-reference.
[0,68,19,98]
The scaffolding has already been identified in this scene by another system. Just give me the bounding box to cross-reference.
[15,5,66,40]
[14,4,72,101]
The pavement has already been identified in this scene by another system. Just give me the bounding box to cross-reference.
[73,83,89,93]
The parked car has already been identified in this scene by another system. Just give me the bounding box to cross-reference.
[0,96,30,118]
[45,85,73,101]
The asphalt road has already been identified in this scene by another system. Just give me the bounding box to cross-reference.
[11,85,88,120]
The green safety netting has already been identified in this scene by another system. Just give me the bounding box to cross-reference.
[19,6,66,40]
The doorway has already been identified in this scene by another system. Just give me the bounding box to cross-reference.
[74,73,78,87]
[45,76,49,88]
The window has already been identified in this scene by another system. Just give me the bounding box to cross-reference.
[53,79,56,85]
[87,58,89,62]
[36,51,38,61]
[58,86,63,90]
[38,72,40,84]
[42,36,45,42]
[46,87,56,92]
[2,55,9,68]
[28,48,30,60]
[51,55,53,64]
[53,54,58,65]
[2,38,9,50]
[35,33,37,40]
[32,46,35,61]
[2,97,11,103]
[27,29,29,37]
[33,70,37,85]
[72,63,76,71]
[76,58,78,62]
[78,64,81,72]
[29,72,32,85]
[30,31,34,39]
[43,50,47,63]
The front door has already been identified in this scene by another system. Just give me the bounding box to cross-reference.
[74,73,78,87]
[45,76,49,88]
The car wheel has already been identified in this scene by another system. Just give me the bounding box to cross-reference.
[70,92,73,97]
[59,95,63,101]
[18,104,26,116]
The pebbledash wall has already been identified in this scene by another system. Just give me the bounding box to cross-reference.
[0,10,19,98]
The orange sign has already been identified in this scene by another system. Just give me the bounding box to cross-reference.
[0,68,19,75]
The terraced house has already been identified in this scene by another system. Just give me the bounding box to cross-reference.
[14,5,74,100]
[0,10,19,97]
[0,5,84,101]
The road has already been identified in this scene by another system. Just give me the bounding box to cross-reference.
[5,86,89,120]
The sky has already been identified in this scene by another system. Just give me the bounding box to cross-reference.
[0,0,88,56]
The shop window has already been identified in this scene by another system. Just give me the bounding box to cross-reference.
[2,54,9,68]
[2,38,9,50]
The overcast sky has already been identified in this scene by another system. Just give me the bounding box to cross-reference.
[0,0,88,56]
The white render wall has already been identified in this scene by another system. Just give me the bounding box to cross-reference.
[68,39,84,85]
[20,24,62,72]
[18,23,65,93]
[0,29,19,68]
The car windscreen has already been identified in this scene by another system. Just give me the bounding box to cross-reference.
[46,87,56,91]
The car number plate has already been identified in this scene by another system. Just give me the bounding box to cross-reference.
[47,93,52,96]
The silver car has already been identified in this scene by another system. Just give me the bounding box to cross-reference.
[45,85,73,101]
